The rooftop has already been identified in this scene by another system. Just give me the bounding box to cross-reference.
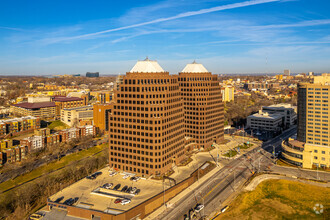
[129,57,165,73]
[12,102,56,109]
[181,61,209,73]
[248,111,283,120]
[48,167,168,215]
[53,96,83,102]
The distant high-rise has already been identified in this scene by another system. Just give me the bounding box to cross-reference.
[284,69,290,76]
[178,61,224,150]
[108,58,185,176]
[86,72,99,77]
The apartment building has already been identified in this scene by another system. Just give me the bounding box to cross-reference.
[0,116,41,137]
[109,58,185,176]
[11,102,56,119]
[221,86,235,102]
[282,73,330,169]
[178,61,224,150]
[60,105,93,127]
[20,135,44,151]
[52,96,85,117]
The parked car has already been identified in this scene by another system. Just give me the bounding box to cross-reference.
[114,198,122,204]
[123,174,130,179]
[134,189,141,195]
[102,183,113,189]
[113,184,121,190]
[194,204,204,213]
[29,213,44,220]
[121,199,131,205]
[126,187,132,193]
[130,176,135,181]
[86,175,95,180]
[121,185,128,192]
[93,172,102,177]
[54,196,64,203]
[221,205,229,213]
[64,198,74,206]
[73,197,79,203]
[109,171,118,177]
[130,187,137,194]
[133,176,141,182]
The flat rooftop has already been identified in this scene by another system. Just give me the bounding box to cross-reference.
[48,167,168,215]
[248,112,283,120]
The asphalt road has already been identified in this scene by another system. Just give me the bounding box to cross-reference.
[159,128,298,220]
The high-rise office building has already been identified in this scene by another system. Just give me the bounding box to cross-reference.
[108,58,185,176]
[86,72,99,77]
[178,61,224,150]
[282,73,330,169]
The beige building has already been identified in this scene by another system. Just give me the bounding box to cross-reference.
[11,102,56,119]
[221,86,235,102]
[61,105,93,127]
[282,73,330,169]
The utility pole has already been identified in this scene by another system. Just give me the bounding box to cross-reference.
[163,178,166,209]
[234,171,236,191]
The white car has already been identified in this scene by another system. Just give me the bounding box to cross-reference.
[194,204,204,213]
[121,199,131,205]
[123,174,130,179]
[133,176,141,182]
[109,171,117,177]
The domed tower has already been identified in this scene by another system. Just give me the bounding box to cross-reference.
[178,61,224,150]
[108,58,185,176]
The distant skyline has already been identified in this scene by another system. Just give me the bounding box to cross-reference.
[0,0,329,75]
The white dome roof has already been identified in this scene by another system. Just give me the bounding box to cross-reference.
[181,61,209,73]
[129,57,165,73]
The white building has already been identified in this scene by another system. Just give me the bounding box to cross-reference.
[262,104,297,127]
[247,111,283,132]
[85,125,94,136]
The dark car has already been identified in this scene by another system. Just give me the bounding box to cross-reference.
[64,198,74,206]
[54,196,64,203]
[130,177,135,181]
[94,171,102,176]
[114,198,122,204]
[134,189,141,195]
[113,184,121,190]
[86,175,95,180]
[73,197,79,203]
[126,187,132,193]
[121,186,128,192]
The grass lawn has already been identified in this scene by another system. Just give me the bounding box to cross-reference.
[223,150,238,158]
[216,179,330,220]
[0,143,108,193]
[48,120,69,131]
[238,143,253,150]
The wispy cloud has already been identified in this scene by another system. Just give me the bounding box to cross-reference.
[0,26,25,32]
[40,0,281,44]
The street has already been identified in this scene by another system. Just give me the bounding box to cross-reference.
[157,126,330,220]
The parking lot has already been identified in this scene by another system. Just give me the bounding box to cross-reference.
[48,167,169,214]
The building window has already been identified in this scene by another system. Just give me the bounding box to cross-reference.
[314,150,318,153]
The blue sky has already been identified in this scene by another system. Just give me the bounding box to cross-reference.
[0,0,329,75]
